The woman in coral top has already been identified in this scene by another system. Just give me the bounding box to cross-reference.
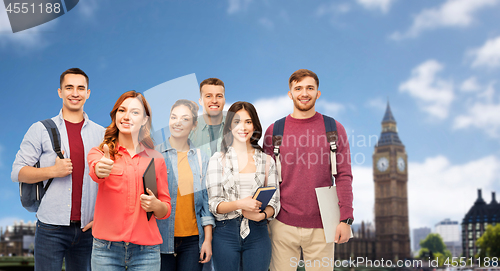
[88,91,171,271]
[156,99,215,271]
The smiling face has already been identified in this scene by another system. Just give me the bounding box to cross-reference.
[169,104,196,139]
[115,97,149,138]
[230,109,254,144]
[199,84,225,117]
[58,73,90,113]
[288,76,321,112]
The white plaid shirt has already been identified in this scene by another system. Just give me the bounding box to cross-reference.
[207,147,280,238]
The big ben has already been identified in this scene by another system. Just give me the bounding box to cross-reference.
[373,102,411,261]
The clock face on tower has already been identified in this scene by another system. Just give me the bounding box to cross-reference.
[377,157,389,172]
[397,157,406,171]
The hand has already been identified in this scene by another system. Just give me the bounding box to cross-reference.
[140,188,160,212]
[95,144,114,178]
[53,150,72,178]
[242,210,266,222]
[334,222,351,244]
[82,221,93,232]
[237,196,262,212]
[199,239,212,263]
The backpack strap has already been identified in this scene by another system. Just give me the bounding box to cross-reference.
[39,119,64,192]
[272,117,286,183]
[323,115,338,176]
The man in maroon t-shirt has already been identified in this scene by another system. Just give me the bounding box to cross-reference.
[263,69,354,271]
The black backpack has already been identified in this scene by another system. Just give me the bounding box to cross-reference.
[20,119,64,212]
[272,114,338,182]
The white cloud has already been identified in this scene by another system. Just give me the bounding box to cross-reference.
[365,97,387,111]
[454,83,500,138]
[408,155,500,229]
[469,36,500,69]
[460,76,481,92]
[356,0,396,13]
[316,100,346,117]
[352,166,375,224]
[391,0,499,40]
[0,4,51,49]
[77,0,99,18]
[316,3,351,18]
[350,155,500,230]
[399,60,454,119]
[258,18,274,30]
[253,95,292,132]
[227,0,253,14]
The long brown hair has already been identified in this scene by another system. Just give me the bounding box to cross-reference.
[221,101,263,154]
[99,91,154,159]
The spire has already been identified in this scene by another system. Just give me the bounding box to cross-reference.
[475,189,486,205]
[382,101,396,124]
[377,101,403,146]
[490,192,498,205]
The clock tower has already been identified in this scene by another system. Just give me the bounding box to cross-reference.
[373,102,411,261]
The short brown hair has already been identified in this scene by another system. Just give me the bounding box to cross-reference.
[199,78,225,96]
[60,68,89,89]
[289,69,319,89]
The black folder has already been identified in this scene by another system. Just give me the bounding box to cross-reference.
[143,158,158,221]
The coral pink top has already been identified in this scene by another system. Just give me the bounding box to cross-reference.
[88,144,171,245]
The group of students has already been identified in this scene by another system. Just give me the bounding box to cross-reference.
[12,68,354,271]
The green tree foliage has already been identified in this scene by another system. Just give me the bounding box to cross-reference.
[476,224,500,258]
[420,233,447,254]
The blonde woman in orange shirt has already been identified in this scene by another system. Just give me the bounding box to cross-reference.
[88,91,171,271]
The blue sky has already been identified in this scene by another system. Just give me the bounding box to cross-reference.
[1,0,500,242]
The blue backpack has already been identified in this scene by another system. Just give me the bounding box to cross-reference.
[19,119,64,212]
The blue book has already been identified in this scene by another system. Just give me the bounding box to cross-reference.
[253,186,277,211]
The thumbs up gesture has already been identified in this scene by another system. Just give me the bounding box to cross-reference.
[95,144,114,178]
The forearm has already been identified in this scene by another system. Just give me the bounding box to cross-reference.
[18,166,56,184]
[203,225,213,242]
[263,205,275,218]
[153,201,170,219]
[216,200,241,214]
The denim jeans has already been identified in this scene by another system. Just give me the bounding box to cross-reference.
[160,235,203,271]
[91,238,160,271]
[212,217,271,271]
[34,220,92,271]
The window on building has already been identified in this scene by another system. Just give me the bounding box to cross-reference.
[484,222,489,229]
[469,232,473,239]
[476,232,481,238]
[468,224,472,230]
[469,249,474,256]
[476,223,481,230]
[469,241,473,248]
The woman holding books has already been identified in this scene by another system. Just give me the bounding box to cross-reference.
[88,91,171,271]
[156,99,215,271]
[206,101,280,271]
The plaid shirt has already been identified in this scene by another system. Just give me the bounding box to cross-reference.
[207,147,280,238]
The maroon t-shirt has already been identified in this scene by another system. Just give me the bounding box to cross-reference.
[263,112,353,228]
[65,119,85,221]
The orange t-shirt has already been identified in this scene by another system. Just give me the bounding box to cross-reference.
[174,151,199,237]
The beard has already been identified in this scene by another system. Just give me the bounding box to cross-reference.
[292,94,318,112]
